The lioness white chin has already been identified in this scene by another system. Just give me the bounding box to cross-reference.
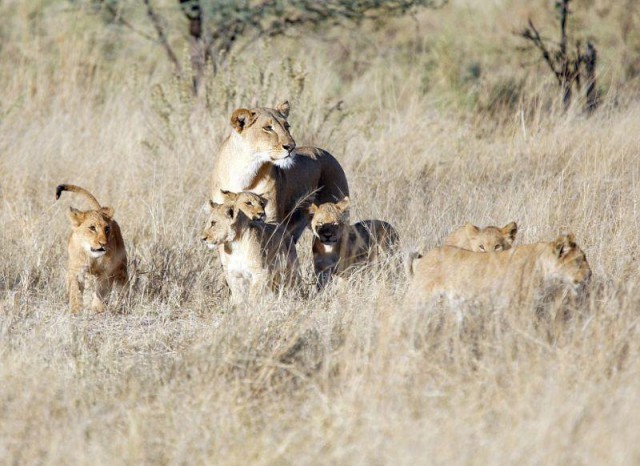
[211,100,349,242]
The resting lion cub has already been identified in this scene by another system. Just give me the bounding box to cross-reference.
[211,101,349,242]
[201,192,299,303]
[56,184,128,313]
[444,222,517,252]
[406,234,591,307]
[309,197,399,289]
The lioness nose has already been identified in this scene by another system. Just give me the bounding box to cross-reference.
[283,143,295,152]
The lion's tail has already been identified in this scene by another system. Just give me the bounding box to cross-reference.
[404,250,423,278]
[55,184,102,210]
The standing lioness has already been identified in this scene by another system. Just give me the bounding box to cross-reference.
[56,184,128,313]
[211,101,349,242]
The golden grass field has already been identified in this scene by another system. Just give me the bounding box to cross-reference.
[1,0,640,463]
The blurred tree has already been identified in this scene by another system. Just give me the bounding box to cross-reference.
[175,0,446,93]
[518,0,598,113]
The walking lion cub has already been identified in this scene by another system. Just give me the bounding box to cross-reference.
[56,184,128,313]
[308,197,399,289]
[406,234,591,307]
[201,191,299,303]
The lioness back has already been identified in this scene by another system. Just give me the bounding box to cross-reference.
[407,234,590,307]
[443,222,517,252]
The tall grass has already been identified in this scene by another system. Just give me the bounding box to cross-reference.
[1,0,640,463]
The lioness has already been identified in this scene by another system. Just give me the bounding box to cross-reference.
[406,234,591,307]
[211,101,349,242]
[309,197,399,289]
[444,222,517,252]
[56,184,128,313]
[201,194,300,303]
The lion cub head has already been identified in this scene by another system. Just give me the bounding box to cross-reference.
[446,222,518,252]
[229,101,296,168]
[220,190,267,222]
[549,233,591,287]
[201,191,267,249]
[68,207,115,258]
[308,197,351,245]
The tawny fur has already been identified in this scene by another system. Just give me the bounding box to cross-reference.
[210,101,349,243]
[201,192,300,304]
[56,184,128,313]
[443,222,518,252]
[406,234,591,308]
[309,197,399,289]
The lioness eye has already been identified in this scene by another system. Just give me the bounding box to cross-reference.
[263,125,273,132]
[89,226,97,232]
[494,245,501,251]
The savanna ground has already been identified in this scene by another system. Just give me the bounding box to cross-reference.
[2,0,640,464]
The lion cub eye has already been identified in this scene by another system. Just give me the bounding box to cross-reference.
[478,245,486,251]
[494,245,502,251]
[263,125,273,132]
[89,226,97,232]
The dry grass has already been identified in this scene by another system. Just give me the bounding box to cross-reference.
[2,0,640,464]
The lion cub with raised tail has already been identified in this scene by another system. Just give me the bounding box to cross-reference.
[201,191,299,303]
[56,184,128,313]
[309,197,399,289]
[406,234,591,308]
[444,222,518,252]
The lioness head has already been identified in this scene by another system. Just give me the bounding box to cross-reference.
[309,197,350,245]
[467,222,518,252]
[230,101,296,168]
[201,201,240,249]
[67,206,115,258]
[549,233,591,287]
[220,190,267,222]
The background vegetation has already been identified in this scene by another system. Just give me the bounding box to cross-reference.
[1,0,640,463]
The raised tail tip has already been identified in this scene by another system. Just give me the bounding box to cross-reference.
[55,184,66,200]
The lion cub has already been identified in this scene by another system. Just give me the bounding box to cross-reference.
[309,197,399,289]
[56,184,128,313]
[201,191,299,303]
[406,234,591,307]
[444,222,517,252]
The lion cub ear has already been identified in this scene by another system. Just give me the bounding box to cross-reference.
[308,203,319,216]
[220,189,238,203]
[464,223,480,233]
[276,100,290,118]
[336,196,350,212]
[502,222,518,243]
[100,206,114,219]
[230,108,257,133]
[209,200,222,209]
[553,233,575,258]
[68,207,86,226]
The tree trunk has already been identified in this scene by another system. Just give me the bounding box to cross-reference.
[584,41,598,113]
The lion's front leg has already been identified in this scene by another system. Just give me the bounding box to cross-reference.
[91,277,112,313]
[67,270,85,314]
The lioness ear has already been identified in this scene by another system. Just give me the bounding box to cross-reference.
[68,207,86,226]
[465,223,480,233]
[502,222,518,242]
[230,108,257,133]
[275,100,290,118]
[308,204,318,216]
[100,206,114,219]
[336,196,350,212]
[554,234,574,258]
